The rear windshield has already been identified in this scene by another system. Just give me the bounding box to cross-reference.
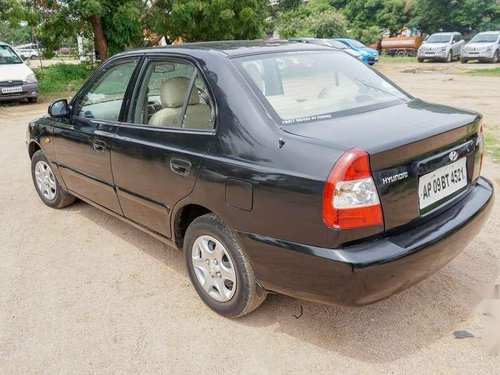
[471,33,499,43]
[426,34,452,43]
[0,45,22,64]
[236,51,409,125]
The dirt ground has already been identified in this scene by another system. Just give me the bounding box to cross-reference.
[1,61,500,374]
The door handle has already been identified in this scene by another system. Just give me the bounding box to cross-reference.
[170,158,192,177]
[92,140,107,153]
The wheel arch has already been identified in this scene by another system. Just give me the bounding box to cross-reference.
[28,140,42,159]
[173,203,213,250]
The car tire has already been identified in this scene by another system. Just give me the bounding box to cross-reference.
[417,57,424,63]
[27,97,37,104]
[446,51,452,63]
[461,58,468,64]
[31,150,76,209]
[492,50,499,64]
[184,213,267,318]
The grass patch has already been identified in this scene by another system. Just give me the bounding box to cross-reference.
[465,67,500,77]
[33,63,96,99]
[485,131,500,163]
[379,55,417,64]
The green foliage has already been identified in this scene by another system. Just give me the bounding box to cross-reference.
[33,63,95,97]
[0,21,31,45]
[409,0,500,34]
[279,0,348,39]
[167,0,268,41]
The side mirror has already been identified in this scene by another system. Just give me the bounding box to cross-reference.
[48,99,70,118]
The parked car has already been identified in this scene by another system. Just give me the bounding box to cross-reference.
[14,46,41,60]
[417,32,464,63]
[289,37,363,60]
[0,41,38,103]
[461,31,500,63]
[334,38,380,65]
[27,41,493,318]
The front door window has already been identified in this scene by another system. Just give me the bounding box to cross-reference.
[75,60,137,122]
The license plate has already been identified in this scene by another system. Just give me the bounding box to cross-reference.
[418,158,467,210]
[1,86,22,94]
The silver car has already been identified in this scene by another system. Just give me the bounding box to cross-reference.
[289,38,364,61]
[417,32,465,63]
[461,31,500,63]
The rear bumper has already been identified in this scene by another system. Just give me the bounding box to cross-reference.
[240,177,494,306]
[0,83,38,102]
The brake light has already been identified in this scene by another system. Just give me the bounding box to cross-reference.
[478,123,484,173]
[323,149,383,230]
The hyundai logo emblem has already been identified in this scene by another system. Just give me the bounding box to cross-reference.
[449,151,458,162]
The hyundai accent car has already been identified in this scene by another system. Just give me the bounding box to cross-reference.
[461,31,500,63]
[417,32,464,63]
[0,41,38,103]
[27,41,493,317]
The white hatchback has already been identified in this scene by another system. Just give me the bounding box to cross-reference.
[0,41,38,103]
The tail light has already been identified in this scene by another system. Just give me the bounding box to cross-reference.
[478,123,484,173]
[323,149,383,230]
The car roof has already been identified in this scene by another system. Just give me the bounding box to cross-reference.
[116,40,330,59]
[431,32,456,36]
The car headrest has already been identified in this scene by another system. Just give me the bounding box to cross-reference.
[160,77,200,108]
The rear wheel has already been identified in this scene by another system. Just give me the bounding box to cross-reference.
[31,150,76,209]
[184,214,266,318]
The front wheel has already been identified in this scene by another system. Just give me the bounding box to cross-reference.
[184,214,267,318]
[492,50,499,64]
[417,57,424,63]
[461,57,468,64]
[31,150,76,209]
[446,51,452,63]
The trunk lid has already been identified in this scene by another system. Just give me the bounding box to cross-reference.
[283,99,482,230]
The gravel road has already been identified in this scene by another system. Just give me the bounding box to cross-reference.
[1,62,499,374]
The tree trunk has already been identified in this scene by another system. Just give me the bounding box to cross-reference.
[89,14,108,62]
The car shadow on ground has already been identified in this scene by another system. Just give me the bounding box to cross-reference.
[66,198,498,364]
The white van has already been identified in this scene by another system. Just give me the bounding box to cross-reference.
[0,41,38,103]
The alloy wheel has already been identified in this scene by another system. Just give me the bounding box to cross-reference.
[191,235,237,302]
[34,160,57,201]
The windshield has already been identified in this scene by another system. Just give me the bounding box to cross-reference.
[0,45,23,64]
[237,51,409,125]
[343,39,365,48]
[426,34,452,43]
[326,40,348,49]
[471,33,499,43]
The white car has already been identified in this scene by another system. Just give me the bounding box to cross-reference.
[417,32,465,63]
[0,41,38,103]
[14,47,41,60]
[461,31,500,63]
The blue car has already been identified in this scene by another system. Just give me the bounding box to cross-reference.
[334,38,380,65]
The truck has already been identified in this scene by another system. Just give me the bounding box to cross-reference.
[380,36,424,57]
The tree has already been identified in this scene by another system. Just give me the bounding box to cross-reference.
[279,0,348,39]
[165,0,268,42]
[409,0,500,35]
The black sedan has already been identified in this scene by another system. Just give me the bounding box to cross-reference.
[27,41,494,317]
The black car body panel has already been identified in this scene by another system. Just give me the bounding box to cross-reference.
[27,41,494,307]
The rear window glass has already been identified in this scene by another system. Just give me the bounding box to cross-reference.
[236,51,408,125]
